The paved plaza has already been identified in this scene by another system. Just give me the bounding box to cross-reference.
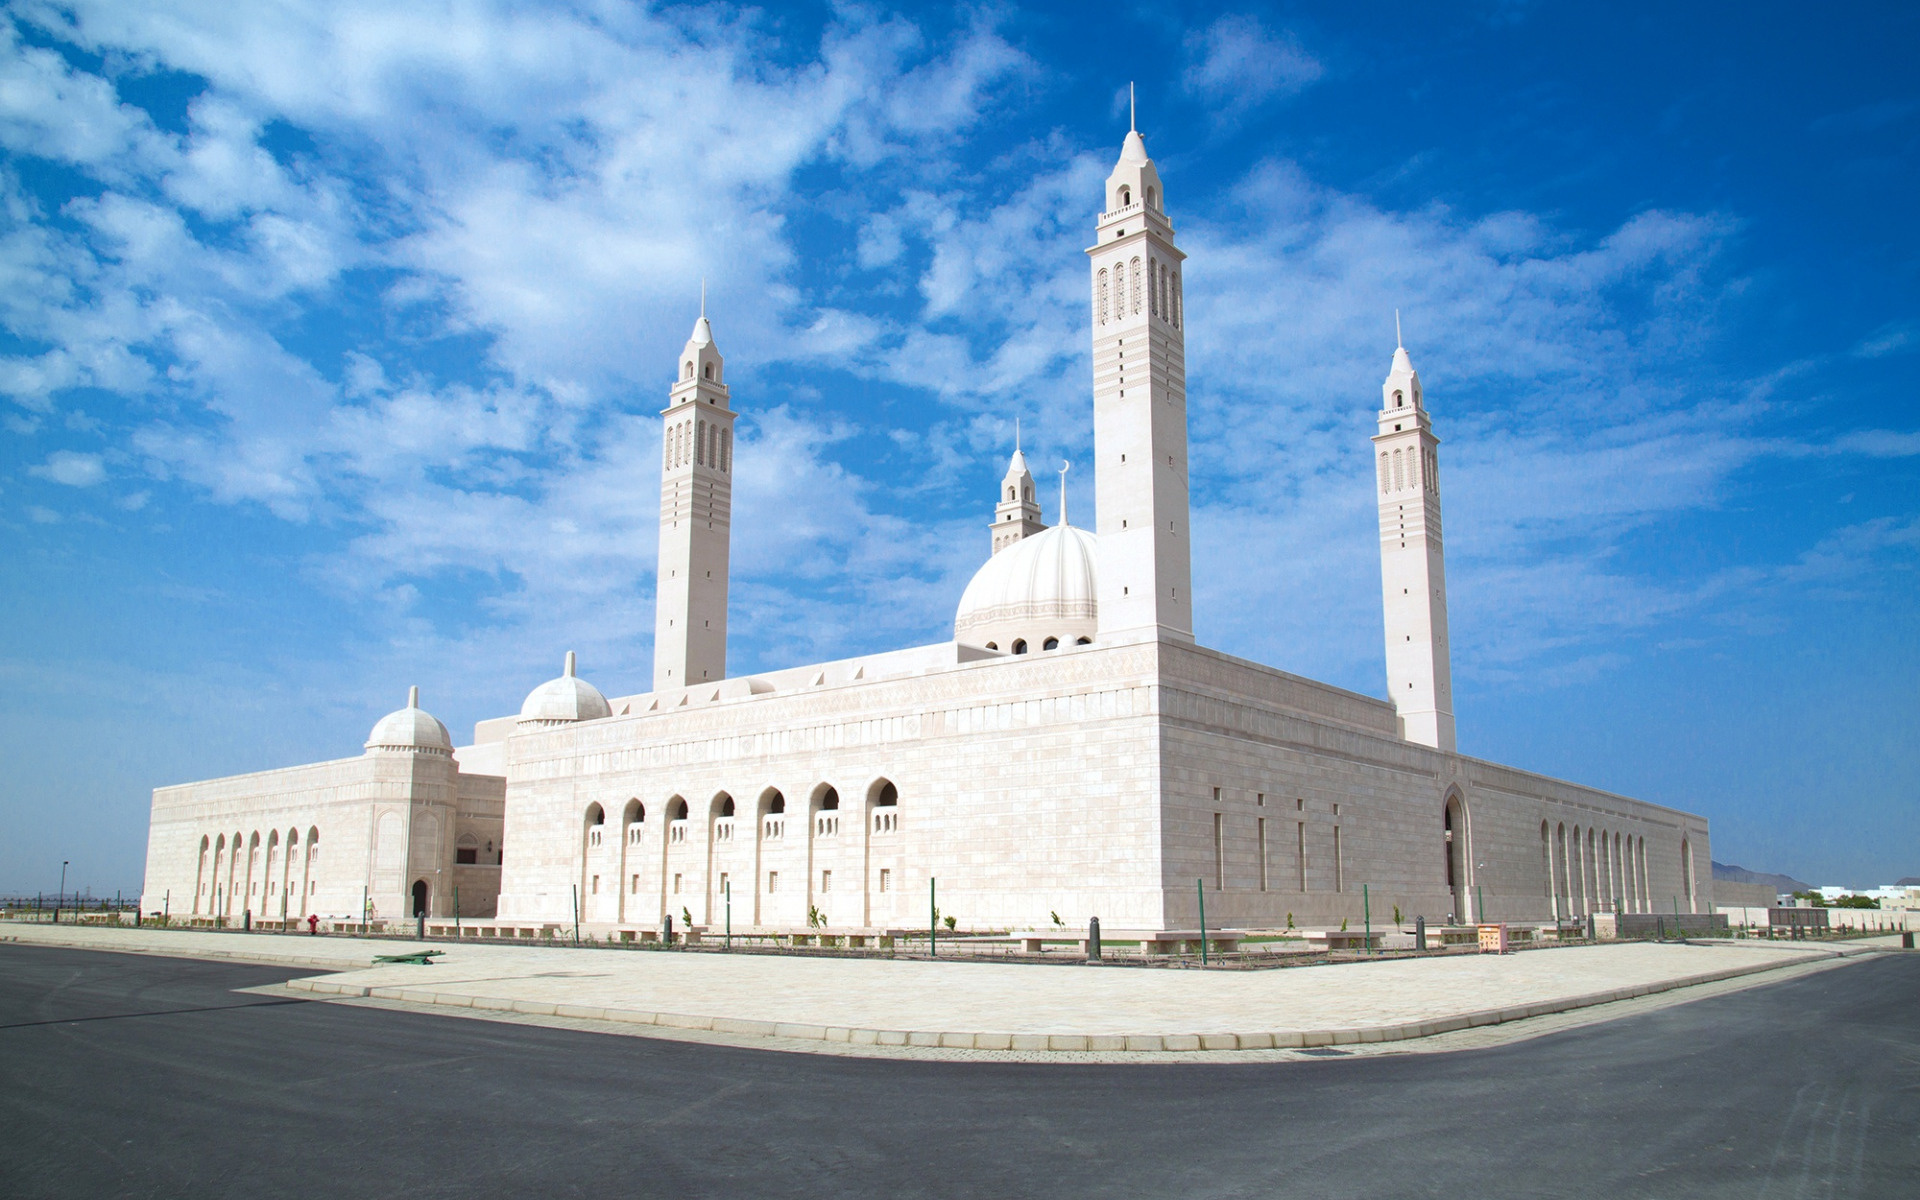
[2,942,1915,1199]
[2,922,1881,1055]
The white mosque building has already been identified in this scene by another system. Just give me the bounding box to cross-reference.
[140,122,1712,935]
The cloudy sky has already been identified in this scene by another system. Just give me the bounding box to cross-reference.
[2,2,1915,896]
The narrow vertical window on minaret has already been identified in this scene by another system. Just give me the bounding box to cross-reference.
[1130,258,1142,314]
[1097,269,1108,324]
[1148,256,1158,315]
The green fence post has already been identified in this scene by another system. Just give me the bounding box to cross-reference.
[1363,884,1372,954]
[930,877,937,958]
[453,886,460,938]
[571,884,580,947]
[1197,878,1208,966]
[725,880,732,950]
[1477,885,1485,927]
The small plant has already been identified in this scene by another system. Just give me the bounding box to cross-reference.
[1050,910,1064,928]
[1392,905,1403,927]
[943,915,957,931]
[807,904,825,930]
[1340,918,1348,931]
[682,906,694,929]
[1286,912,1294,929]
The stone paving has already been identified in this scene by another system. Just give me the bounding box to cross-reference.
[4,921,1886,1057]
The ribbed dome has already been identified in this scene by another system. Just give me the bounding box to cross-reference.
[365,686,453,756]
[955,524,1099,652]
[518,651,612,728]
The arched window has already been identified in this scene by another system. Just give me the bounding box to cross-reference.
[684,361,693,380]
[1392,449,1404,491]
[1096,268,1109,325]
[875,781,897,806]
[585,803,605,826]
[1394,389,1404,408]
[1118,184,1130,207]
[696,420,706,465]
[1113,264,1124,317]
[1378,452,1390,494]
[703,362,713,380]
[1042,636,1059,650]
[721,428,731,472]
[818,788,839,811]
[1012,639,1028,655]
[1541,822,1553,902]
[671,798,688,820]
[1008,486,1016,501]
[766,791,785,814]
[1130,258,1142,314]
[1145,185,1157,210]
[719,795,736,818]
[1075,636,1092,645]
[1148,256,1158,316]
[1172,272,1182,328]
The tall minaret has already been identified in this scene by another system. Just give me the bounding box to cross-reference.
[991,429,1045,554]
[1372,319,1455,751]
[654,298,735,691]
[1088,97,1192,641]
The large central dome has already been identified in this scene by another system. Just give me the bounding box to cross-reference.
[954,524,1098,653]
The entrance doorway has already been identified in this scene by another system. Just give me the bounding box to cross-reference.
[411,879,428,918]
[1444,797,1468,922]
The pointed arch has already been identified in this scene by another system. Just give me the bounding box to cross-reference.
[194,835,210,914]
[1443,789,1471,922]
[1096,267,1109,325]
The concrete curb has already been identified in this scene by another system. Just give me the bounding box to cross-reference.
[284,946,1855,1054]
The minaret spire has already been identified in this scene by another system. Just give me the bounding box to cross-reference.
[654,301,736,690]
[1372,332,1454,752]
[1058,460,1070,527]
[991,437,1045,554]
[1090,96,1191,641]
[1129,81,1136,132]
[1395,308,1402,349]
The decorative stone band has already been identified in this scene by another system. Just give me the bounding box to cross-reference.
[365,742,453,757]
[955,598,1098,638]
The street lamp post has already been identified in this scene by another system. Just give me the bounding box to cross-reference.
[57,860,68,924]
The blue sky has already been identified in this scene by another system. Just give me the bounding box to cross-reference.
[2,2,1915,897]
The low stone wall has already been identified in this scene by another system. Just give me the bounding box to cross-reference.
[1617,913,1727,938]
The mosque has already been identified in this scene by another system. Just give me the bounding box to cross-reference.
[140,122,1713,935]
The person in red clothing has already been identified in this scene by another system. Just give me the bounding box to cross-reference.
[307,913,319,936]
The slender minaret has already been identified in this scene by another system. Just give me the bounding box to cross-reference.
[991,424,1045,553]
[654,296,735,690]
[1372,317,1456,751]
[1088,96,1192,641]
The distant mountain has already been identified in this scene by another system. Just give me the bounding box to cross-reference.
[1713,861,1811,893]
[1896,877,1920,888]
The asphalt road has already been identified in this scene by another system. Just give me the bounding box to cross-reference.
[0,944,1913,1199]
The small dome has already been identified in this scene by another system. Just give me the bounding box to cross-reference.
[955,524,1098,652]
[1119,128,1149,165]
[365,686,453,756]
[518,651,612,728]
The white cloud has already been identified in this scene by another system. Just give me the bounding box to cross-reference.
[1182,15,1323,112]
[28,449,105,486]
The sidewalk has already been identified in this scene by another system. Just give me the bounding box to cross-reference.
[5,921,1888,1055]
